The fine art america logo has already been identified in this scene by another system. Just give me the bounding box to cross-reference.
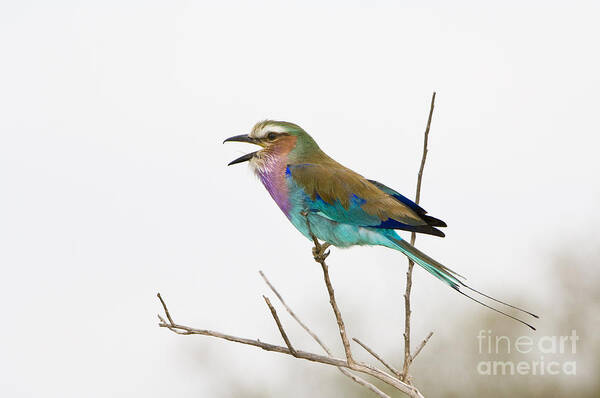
[476,330,578,376]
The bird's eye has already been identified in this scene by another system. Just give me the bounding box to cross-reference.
[267,132,277,140]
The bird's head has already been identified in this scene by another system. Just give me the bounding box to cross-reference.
[224,120,320,168]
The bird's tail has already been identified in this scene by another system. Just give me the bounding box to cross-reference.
[388,235,539,330]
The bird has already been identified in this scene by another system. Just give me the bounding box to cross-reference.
[224,120,538,329]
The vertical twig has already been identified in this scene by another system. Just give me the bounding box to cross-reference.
[313,238,354,365]
[302,211,355,366]
[401,92,436,382]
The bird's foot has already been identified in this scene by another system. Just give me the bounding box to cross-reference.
[312,246,319,258]
[312,242,331,263]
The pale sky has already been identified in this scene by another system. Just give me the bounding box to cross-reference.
[1,1,599,397]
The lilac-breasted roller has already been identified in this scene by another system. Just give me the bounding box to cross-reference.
[224,120,538,329]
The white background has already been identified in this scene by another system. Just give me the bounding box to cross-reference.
[1,1,598,396]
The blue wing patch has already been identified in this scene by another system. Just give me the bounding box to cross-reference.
[366,179,426,216]
[285,166,446,237]
[367,179,447,228]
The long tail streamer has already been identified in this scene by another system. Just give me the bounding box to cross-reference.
[390,236,539,330]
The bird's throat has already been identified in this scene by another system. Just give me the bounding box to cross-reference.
[251,147,294,217]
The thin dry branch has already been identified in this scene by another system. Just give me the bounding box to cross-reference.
[157,292,174,325]
[302,211,354,366]
[412,331,434,362]
[339,369,392,398]
[260,271,391,398]
[315,242,355,366]
[157,293,424,398]
[401,92,437,382]
[353,337,401,378]
[259,270,329,352]
[263,295,297,356]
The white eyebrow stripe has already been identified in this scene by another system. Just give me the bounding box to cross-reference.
[266,125,288,133]
[251,123,288,138]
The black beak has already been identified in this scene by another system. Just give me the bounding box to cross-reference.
[227,151,259,166]
[224,134,259,166]
[223,134,256,144]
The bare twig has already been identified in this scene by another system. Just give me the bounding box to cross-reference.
[262,295,297,356]
[338,369,392,398]
[157,293,424,398]
[353,337,401,377]
[260,271,391,398]
[411,331,434,362]
[259,271,330,355]
[157,293,174,325]
[303,212,354,366]
[401,92,436,382]
[317,247,354,365]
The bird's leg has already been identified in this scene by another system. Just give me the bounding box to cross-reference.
[301,210,332,262]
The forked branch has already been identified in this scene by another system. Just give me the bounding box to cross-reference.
[259,271,391,398]
[157,290,423,398]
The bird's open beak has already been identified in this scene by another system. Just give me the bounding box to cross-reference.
[223,134,259,166]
